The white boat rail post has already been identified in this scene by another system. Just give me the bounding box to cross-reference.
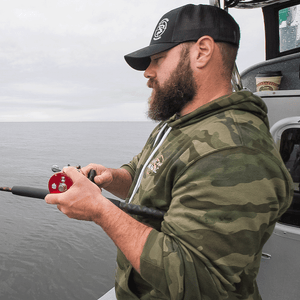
[232,63,244,91]
[209,0,221,7]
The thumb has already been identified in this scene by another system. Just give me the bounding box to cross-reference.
[94,171,112,187]
[62,166,84,183]
[45,192,63,205]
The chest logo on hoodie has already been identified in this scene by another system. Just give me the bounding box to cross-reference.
[147,155,164,175]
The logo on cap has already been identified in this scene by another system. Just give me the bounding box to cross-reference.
[153,18,169,41]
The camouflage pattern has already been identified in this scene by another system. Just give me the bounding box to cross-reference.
[115,91,294,300]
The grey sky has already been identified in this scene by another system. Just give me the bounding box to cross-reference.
[0,0,265,122]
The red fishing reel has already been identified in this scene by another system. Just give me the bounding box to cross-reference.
[48,172,73,193]
[48,165,96,193]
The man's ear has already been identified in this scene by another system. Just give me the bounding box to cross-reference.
[194,36,215,69]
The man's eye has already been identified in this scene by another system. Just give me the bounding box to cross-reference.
[153,56,164,62]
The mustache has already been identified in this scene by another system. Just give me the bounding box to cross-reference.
[147,79,157,89]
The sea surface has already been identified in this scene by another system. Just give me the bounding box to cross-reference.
[0,122,156,300]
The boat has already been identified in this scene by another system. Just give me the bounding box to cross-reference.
[215,1,300,299]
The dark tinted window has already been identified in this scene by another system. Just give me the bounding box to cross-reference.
[279,128,300,227]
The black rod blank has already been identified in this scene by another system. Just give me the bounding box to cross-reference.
[0,186,165,220]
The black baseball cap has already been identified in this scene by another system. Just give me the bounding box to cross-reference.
[124,4,240,71]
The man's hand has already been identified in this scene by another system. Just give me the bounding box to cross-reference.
[80,163,133,200]
[80,163,114,189]
[45,166,152,273]
[45,167,104,221]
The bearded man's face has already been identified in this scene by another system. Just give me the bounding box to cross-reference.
[147,46,197,121]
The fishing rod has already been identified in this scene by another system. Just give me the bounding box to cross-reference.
[0,166,166,220]
[0,186,165,220]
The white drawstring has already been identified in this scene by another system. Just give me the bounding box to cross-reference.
[153,123,168,146]
[128,124,172,204]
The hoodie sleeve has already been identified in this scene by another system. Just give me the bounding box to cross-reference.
[139,147,293,300]
[120,152,142,179]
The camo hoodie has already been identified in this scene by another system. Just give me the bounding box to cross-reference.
[115,91,293,300]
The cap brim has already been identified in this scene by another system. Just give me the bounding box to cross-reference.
[124,42,180,71]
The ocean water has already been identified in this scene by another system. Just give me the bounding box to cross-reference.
[0,122,156,300]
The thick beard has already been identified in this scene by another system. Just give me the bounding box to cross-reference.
[147,47,197,122]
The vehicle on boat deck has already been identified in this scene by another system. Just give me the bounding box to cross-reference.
[219,0,300,299]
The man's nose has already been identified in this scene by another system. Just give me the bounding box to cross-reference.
[144,62,156,79]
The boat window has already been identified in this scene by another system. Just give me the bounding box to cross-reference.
[280,128,300,188]
[263,0,300,60]
[279,4,300,53]
[279,128,300,227]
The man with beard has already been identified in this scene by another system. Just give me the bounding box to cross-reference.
[45,4,293,300]
[145,42,197,121]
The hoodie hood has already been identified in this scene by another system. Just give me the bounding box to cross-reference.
[166,91,269,130]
